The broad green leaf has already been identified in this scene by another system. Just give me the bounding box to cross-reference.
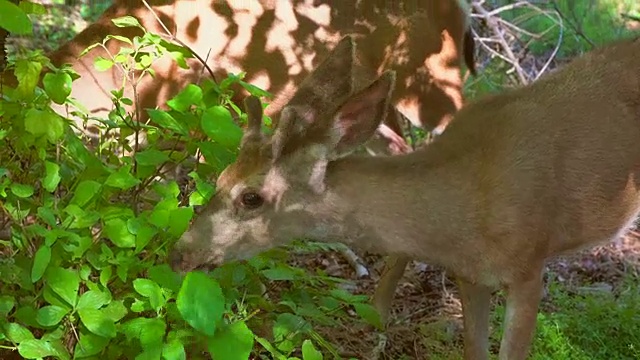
[3,322,35,342]
[147,264,181,293]
[18,339,57,359]
[261,266,298,281]
[9,183,34,198]
[45,267,80,307]
[14,57,42,97]
[105,166,140,189]
[121,317,166,352]
[76,290,111,311]
[112,15,142,28]
[99,266,112,288]
[273,313,311,353]
[201,105,242,149]
[133,278,165,312]
[0,295,15,317]
[102,300,128,322]
[176,272,225,336]
[69,180,102,206]
[74,332,110,358]
[43,161,61,192]
[94,56,114,71]
[168,206,194,237]
[105,34,133,45]
[31,245,51,282]
[36,305,69,327]
[208,321,254,360]
[353,303,383,330]
[162,339,186,360]
[63,205,100,229]
[239,80,273,98]
[78,308,117,338]
[0,0,32,34]
[24,108,65,143]
[147,109,189,135]
[167,84,203,112]
[104,218,136,248]
[18,1,46,15]
[135,149,170,166]
[198,141,237,172]
[43,71,72,104]
[301,339,323,360]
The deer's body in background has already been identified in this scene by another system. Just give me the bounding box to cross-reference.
[169,35,640,359]
[3,0,475,152]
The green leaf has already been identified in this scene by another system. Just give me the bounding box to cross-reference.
[135,149,170,166]
[14,57,42,98]
[201,105,243,149]
[273,313,311,353]
[111,15,142,28]
[19,1,46,15]
[78,308,117,338]
[105,166,141,190]
[94,56,114,71]
[76,290,111,311]
[43,71,72,104]
[70,180,102,207]
[121,317,166,350]
[176,272,225,336]
[104,218,136,248]
[353,303,383,330]
[208,321,254,360]
[43,161,61,192]
[74,332,110,358]
[45,267,80,307]
[167,84,203,112]
[147,109,189,135]
[3,322,35,342]
[102,300,128,322]
[133,278,165,312]
[162,339,186,360]
[301,339,323,360]
[9,183,34,198]
[0,295,15,317]
[36,305,69,327]
[18,339,57,359]
[168,206,194,237]
[0,0,32,34]
[24,108,65,143]
[261,266,298,281]
[147,264,181,293]
[198,141,237,172]
[31,244,51,282]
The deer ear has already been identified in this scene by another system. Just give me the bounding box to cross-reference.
[328,71,396,157]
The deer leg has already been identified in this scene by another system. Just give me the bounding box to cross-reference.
[372,255,410,324]
[457,278,493,360]
[498,268,544,360]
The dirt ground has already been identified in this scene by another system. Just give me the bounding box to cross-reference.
[287,231,640,359]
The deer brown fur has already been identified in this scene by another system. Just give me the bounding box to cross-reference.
[169,35,640,359]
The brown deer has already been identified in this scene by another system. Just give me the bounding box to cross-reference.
[168,34,640,359]
[2,0,476,323]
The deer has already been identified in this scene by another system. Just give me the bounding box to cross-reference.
[2,0,477,323]
[168,32,640,359]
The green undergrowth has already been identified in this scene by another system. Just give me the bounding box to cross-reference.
[423,274,640,360]
[0,12,381,360]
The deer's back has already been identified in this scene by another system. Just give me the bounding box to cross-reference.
[432,37,640,267]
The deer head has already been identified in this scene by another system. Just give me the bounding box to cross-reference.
[169,36,396,272]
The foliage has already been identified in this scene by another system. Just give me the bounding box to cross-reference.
[0,14,380,360]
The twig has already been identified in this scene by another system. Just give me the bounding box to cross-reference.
[339,247,370,278]
[141,0,218,84]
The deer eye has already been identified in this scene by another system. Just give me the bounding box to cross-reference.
[240,191,264,209]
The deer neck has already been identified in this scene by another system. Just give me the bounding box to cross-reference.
[315,147,477,265]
